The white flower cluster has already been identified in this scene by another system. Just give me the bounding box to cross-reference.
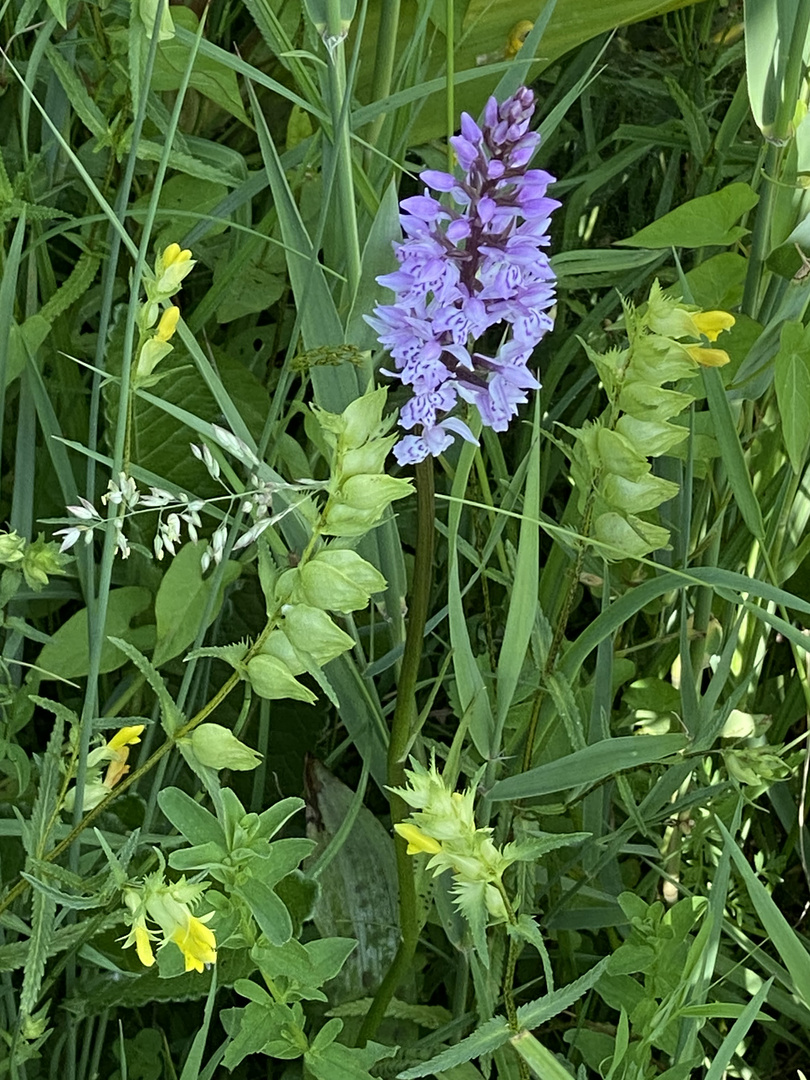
[53,428,325,571]
[54,472,210,564]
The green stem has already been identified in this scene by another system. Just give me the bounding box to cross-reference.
[325,0,362,297]
[357,458,435,1045]
[495,880,530,1080]
[363,0,400,159]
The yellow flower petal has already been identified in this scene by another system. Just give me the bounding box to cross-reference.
[155,306,180,343]
[691,310,735,342]
[686,345,731,367]
[161,242,182,267]
[107,725,145,753]
[135,925,156,968]
[172,915,217,973]
[394,823,443,855]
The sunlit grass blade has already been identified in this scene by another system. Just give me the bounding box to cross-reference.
[717,817,810,1008]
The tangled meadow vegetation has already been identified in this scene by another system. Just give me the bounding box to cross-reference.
[3,0,810,1076]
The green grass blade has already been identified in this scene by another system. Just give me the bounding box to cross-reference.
[489,735,687,801]
[0,213,27,478]
[703,976,773,1080]
[702,366,765,541]
[717,817,810,1007]
[448,433,495,760]
[510,1029,575,1080]
[495,395,540,740]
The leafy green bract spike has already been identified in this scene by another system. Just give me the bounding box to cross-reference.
[569,280,734,560]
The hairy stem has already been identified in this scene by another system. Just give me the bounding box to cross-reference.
[495,880,530,1080]
[357,458,435,1045]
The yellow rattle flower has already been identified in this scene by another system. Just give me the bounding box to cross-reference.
[394,822,443,855]
[155,305,180,343]
[154,243,196,296]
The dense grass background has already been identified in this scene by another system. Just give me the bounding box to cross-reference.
[3,0,810,1077]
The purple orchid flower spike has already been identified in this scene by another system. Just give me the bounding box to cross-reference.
[366,86,560,465]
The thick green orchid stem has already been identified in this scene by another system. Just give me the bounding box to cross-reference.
[358,458,435,1046]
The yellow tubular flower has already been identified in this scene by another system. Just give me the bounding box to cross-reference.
[394,822,443,855]
[162,243,183,266]
[134,924,156,967]
[155,306,180,343]
[171,914,217,973]
[686,345,731,367]
[155,244,195,295]
[107,725,145,754]
[121,889,158,967]
[103,724,145,788]
[691,310,735,342]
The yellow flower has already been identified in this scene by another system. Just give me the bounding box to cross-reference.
[644,281,735,345]
[134,923,156,967]
[685,345,731,367]
[107,725,144,754]
[171,913,218,973]
[121,890,158,967]
[66,725,146,811]
[394,822,443,855]
[103,724,144,789]
[155,306,180,343]
[692,310,735,342]
[122,875,217,973]
[155,244,195,296]
[161,243,187,267]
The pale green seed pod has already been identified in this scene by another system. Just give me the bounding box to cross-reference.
[273,568,301,606]
[320,503,388,537]
[594,428,650,479]
[724,747,791,787]
[298,549,386,612]
[22,536,66,590]
[247,653,316,703]
[188,724,261,770]
[337,474,413,512]
[615,415,688,457]
[340,435,397,479]
[593,512,670,559]
[281,604,354,666]
[261,628,307,676]
[618,382,694,423]
[599,472,680,514]
[339,386,389,448]
[138,0,175,40]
